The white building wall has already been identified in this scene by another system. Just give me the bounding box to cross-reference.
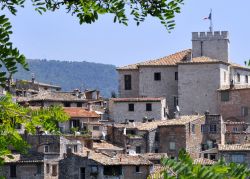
[109,99,167,123]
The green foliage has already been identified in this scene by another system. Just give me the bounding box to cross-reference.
[0,15,28,87]
[149,149,250,179]
[0,94,69,164]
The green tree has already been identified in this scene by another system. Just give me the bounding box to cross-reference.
[149,149,250,179]
[0,94,69,164]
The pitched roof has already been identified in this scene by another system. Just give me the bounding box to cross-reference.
[218,143,250,151]
[158,115,204,127]
[4,152,44,163]
[93,141,124,151]
[140,153,168,161]
[177,56,229,65]
[230,63,250,71]
[64,107,100,118]
[117,49,191,70]
[17,91,87,102]
[110,97,165,102]
[76,149,152,166]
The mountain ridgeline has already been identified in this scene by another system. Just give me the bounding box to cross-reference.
[13,59,118,97]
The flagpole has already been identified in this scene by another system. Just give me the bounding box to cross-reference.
[209,9,213,32]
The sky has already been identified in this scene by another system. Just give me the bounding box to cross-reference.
[6,0,250,67]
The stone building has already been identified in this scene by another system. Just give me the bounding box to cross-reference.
[218,144,250,167]
[158,115,206,159]
[117,31,250,117]
[107,120,167,154]
[59,150,153,179]
[109,97,168,123]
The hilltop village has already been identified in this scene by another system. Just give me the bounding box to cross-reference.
[1,31,250,179]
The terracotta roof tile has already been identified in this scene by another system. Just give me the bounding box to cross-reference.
[178,56,229,65]
[64,107,100,118]
[93,141,124,151]
[218,143,250,151]
[158,115,204,126]
[117,49,191,70]
[230,63,250,71]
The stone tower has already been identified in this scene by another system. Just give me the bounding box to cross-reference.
[192,31,229,62]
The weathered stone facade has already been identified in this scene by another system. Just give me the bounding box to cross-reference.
[109,98,167,123]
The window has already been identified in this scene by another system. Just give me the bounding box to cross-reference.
[64,102,71,107]
[232,154,245,163]
[201,124,206,133]
[224,71,226,82]
[10,165,16,177]
[155,132,159,142]
[210,124,217,133]
[128,103,134,111]
[221,91,229,101]
[233,127,238,132]
[70,120,80,128]
[246,75,249,83]
[44,145,49,153]
[103,166,122,176]
[46,164,50,174]
[73,145,78,153]
[237,73,240,83]
[155,149,159,153]
[169,142,176,150]
[52,165,57,176]
[175,72,178,81]
[93,126,100,131]
[154,72,161,81]
[135,166,140,173]
[90,166,98,174]
[191,124,195,133]
[210,154,216,160]
[241,107,248,117]
[136,146,141,153]
[146,103,152,111]
[174,96,179,107]
[77,102,82,107]
[80,167,85,179]
[37,164,42,174]
[124,75,132,90]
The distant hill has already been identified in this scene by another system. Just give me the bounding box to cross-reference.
[13,59,118,97]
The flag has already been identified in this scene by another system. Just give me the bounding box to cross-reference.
[203,12,212,20]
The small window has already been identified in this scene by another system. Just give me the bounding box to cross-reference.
[90,166,98,173]
[46,164,50,174]
[191,124,195,134]
[10,165,16,177]
[80,168,85,179]
[221,91,229,102]
[233,127,238,132]
[237,73,240,83]
[93,126,100,131]
[246,75,249,83]
[135,166,140,173]
[154,72,161,81]
[175,72,178,81]
[128,104,134,111]
[174,96,179,107]
[64,102,71,107]
[201,124,206,133]
[44,145,49,153]
[210,154,216,160]
[77,102,82,107]
[155,149,159,153]
[241,107,248,117]
[136,146,141,153]
[169,142,176,150]
[37,164,42,174]
[124,75,132,90]
[73,145,78,153]
[155,132,159,142]
[146,103,152,111]
[52,165,57,176]
[210,124,217,133]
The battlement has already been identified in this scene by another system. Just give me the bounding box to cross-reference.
[192,31,229,40]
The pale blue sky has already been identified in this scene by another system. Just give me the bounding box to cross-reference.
[6,0,250,67]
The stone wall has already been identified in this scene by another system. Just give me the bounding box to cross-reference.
[118,70,139,98]
[109,99,167,123]
[178,63,225,115]
[138,66,178,116]
[219,89,250,122]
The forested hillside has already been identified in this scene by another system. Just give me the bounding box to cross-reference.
[13,59,118,97]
